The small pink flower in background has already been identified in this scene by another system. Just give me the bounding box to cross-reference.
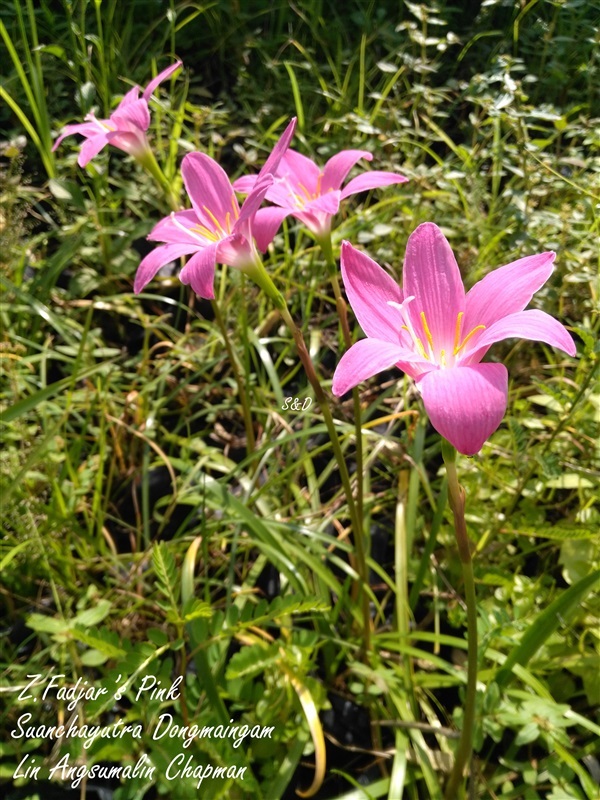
[134,118,297,299]
[332,223,576,455]
[233,149,407,241]
[52,61,182,167]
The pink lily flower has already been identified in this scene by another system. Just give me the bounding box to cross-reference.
[233,148,407,242]
[133,118,297,299]
[52,61,182,167]
[332,223,576,455]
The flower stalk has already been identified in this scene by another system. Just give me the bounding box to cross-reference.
[136,148,179,211]
[257,264,371,651]
[317,232,364,519]
[442,438,478,799]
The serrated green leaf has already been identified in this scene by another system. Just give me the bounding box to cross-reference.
[507,522,599,540]
[269,596,330,617]
[70,627,126,658]
[153,542,179,611]
[225,643,279,681]
[182,598,212,622]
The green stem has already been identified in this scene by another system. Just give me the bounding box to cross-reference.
[137,148,179,211]
[318,232,365,526]
[442,439,478,800]
[250,257,371,651]
[211,297,256,458]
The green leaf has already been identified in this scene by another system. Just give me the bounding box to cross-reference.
[1,361,114,424]
[495,569,600,689]
[559,539,599,584]
[507,522,599,541]
[70,627,126,658]
[153,542,179,610]
[26,613,67,634]
[74,598,112,627]
[181,598,212,623]
[225,642,280,681]
[48,178,86,210]
[514,721,539,745]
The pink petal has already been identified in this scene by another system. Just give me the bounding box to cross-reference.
[403,222,465,354]
[305,190,341,216]
[106,130,149,159]
[464,251,556,334]
[117,86,141,108]
[465,309,576,359]
[417,363,508,456]
[52,121,103,151]
[322,149,372,192]
[181,152,237,230]
[341,170,408,199]
[256,118,297,181]
[291,209,328,237]
[134,242,199,293]
[232,175,258,194]
[236,174,274,230]
[277,149,320,189]
[216,233,256,270]
[148,210,208,246]
[341,241,405,343]
[111,98,151,132]
[253,206,291,251]
[179,242,219,299]
[142,60,183,101]
[262,176,300,210]
[78,133,111,166]
[332,337,424,396]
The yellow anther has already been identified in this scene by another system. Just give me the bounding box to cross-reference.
[192,223,220,242]
[454,324,486,355]
[297,182,313,201]
[420,311,435,352]
[231,193,240,219]
[224,211,231,232]
[453,311,464,353]
[440,349,446,367]
[203,205,225,233]
[292,192,306,209]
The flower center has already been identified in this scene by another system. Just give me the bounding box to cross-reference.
[173,196,239,244]
[291,173,325,209]
[85,113,115,133]
[453,311,485,356]
[388,302,485,368]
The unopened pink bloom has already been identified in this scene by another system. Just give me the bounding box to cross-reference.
[332,223,576,455]
[233,148,407,241]
[134,118,297,299]
[52,61,182,167]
